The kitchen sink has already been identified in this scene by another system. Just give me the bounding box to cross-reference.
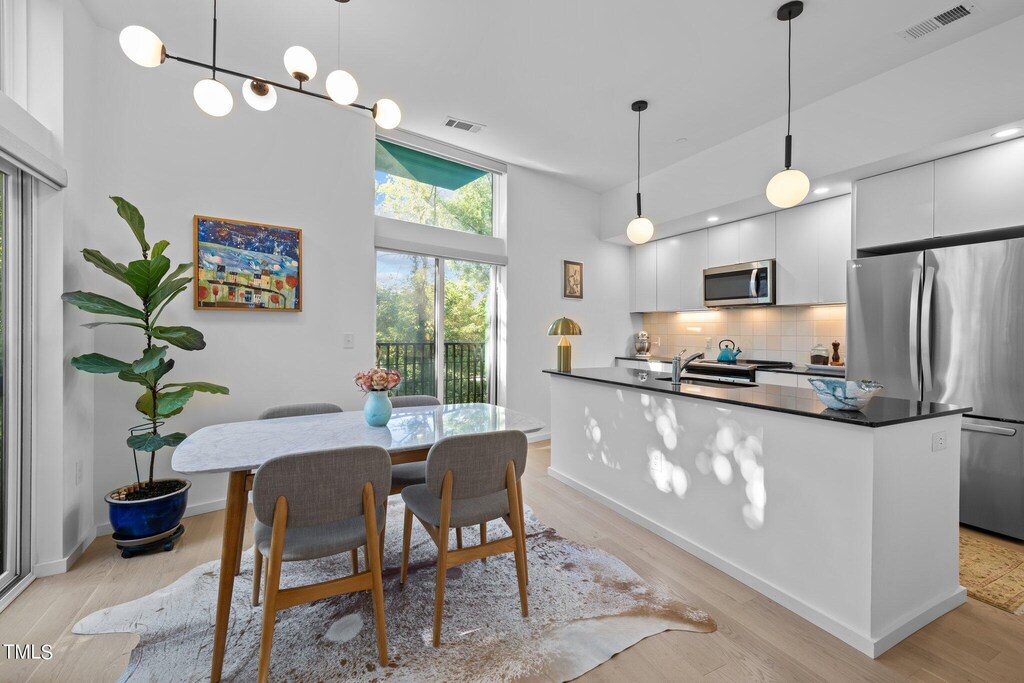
[654,376,757,389]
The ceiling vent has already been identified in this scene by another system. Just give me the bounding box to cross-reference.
[899,3,976,40]
[443,117,485,133]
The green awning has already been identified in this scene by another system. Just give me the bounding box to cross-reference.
[375,139,488,191]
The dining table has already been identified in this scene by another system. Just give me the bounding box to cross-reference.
[171,402,546,682]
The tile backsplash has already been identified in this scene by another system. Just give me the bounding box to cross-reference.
[640,305,847,366]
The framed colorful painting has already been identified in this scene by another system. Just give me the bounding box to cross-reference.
[193,215,302,311]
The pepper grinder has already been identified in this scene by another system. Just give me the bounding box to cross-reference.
[830,340,844,366]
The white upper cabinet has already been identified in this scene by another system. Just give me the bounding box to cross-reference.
[737,214,776,263]
[655,236,683,312]
[678,229,708,311]
[817,195,853,304]
[707,222,740,267]
[777,195,851,305]
[631,241,658,313]
[854,163,934,250]
[934,138,1024,237]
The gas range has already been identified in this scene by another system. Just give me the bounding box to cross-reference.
[682,358,793,383]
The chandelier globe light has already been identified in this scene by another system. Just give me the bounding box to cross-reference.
[117,0,400,128]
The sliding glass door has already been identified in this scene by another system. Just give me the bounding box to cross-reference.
[376,250,497,404]
[0,160,27,599]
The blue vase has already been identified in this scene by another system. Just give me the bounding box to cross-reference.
[364,391,393,427]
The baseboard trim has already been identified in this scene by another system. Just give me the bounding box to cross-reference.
[547,465,965,658]
[33,527,96,577]
[95,498,227,537]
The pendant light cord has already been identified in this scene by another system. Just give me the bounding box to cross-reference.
[337,2,342,65]
[786,14,792,138]
[636,108,642,195]
[211,0,218,78]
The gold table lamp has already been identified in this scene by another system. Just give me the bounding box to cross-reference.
[547,317,582,372]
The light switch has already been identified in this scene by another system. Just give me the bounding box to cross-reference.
[343,333,355,349]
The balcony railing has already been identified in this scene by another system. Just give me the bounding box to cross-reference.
[375,341,490,404]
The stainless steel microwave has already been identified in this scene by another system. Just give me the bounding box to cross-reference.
[703,259,775,307]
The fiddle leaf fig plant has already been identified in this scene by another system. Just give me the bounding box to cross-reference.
[63,197,229,488]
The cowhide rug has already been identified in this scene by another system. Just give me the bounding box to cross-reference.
[74,500,716,682]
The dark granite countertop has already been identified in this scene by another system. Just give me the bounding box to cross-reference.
[614,356,845,377]
[546,367,970,428]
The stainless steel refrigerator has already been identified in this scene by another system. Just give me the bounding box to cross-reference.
[848,240,1024,539]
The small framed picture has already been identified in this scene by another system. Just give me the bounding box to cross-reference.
[563,260,583,299]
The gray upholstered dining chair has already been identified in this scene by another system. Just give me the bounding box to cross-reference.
[250,447,391,681]
[388,395,442,494]
[257,402,343,420]
[399,430,529,647]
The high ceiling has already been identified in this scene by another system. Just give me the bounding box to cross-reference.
[82,0,1024,192]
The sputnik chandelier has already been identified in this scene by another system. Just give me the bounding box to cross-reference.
[118,0,401,128]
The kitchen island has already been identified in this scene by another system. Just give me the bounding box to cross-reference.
[545,367,970,657]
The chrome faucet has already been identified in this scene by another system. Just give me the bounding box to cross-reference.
[671,350,705,383]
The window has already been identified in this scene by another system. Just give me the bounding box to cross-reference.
[375,250,496,404]
[0,159,28,601]
[374,139,494,236]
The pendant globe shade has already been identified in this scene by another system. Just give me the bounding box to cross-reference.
[766,167,810,209]
[283,46,317,81]
[193,78,234,117]
[119,26,165,68]
[372,98,402,129]
[242,79,277,112]
[627,216,655,245]
[325,70,359,105]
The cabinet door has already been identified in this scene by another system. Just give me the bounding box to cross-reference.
[935,138,1024,237]
[632,242,658,312]
[678,229,708,311]
[817,195,853,303]
[706,222,740,267]
[655,236,683,311]
[854,163,934,250]
[737,214,776,263]
[775,201,821,305]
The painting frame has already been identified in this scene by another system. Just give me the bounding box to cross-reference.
[562,259,583,300]
[193,215,303,312]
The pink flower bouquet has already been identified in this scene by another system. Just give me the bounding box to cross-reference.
[355,368,401,393]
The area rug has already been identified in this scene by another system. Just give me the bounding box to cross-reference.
[74,500,716,681]
[960,530,1024,615]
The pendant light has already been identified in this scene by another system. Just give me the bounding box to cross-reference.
[118,0,400,127]
[626,100,654,245]
[766,1,810,209]
[192,0,233,117]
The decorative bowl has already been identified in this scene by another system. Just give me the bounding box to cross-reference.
[807,378,883,411]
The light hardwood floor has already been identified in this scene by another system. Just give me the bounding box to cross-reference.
[2,441,1023,682]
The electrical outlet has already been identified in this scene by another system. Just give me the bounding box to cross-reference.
[343,333,355,349]
[932,430,947,452]
[75,460,83,485]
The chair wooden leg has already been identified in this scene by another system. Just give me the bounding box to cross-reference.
[401,506,413,587]
[433,471,454,647]
[517,478,528,585]
[257,497,287,683]
[480,522,487,562]
[455,527,463,549]
[363,484,389,667]
[252,546,263,606]
[507,465,529,618]
[351,548,359,575]
[379,527,386,565]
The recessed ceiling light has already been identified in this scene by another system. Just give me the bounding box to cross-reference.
[675,137,688,144]
[993,128,1022,139]
[707,216,720,223]
[813,187,829,195]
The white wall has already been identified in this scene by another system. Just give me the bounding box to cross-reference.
[84,25,377,525]
[505,166,635,427]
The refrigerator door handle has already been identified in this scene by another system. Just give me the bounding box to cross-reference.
[909,265,922,392]
[963,421,1017,437]
[921,266,936,392]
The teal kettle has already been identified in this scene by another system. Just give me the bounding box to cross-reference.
[717,339,742,363]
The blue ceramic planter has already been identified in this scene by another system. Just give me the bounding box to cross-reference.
[363,391,393,427]
[106,479,190,540]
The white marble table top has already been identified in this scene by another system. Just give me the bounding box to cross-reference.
[171,403,546,474]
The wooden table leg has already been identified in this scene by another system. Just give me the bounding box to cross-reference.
[211,470,249,682]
